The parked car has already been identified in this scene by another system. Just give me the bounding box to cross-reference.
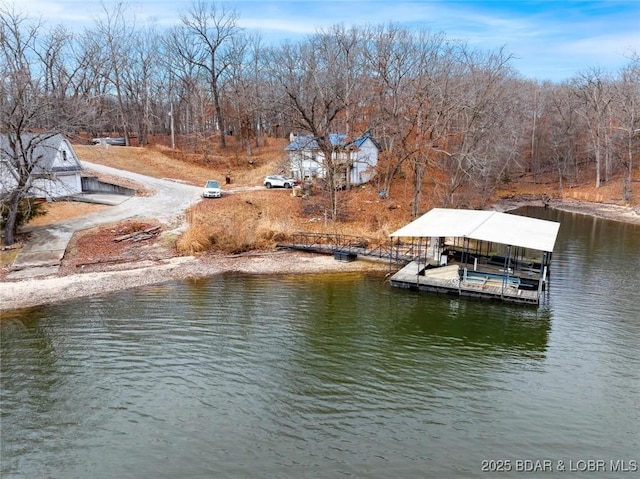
[91,137,126,146]
[202,179,222,198]
[264,175,296,189]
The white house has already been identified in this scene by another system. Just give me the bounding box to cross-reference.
[0,133,84,200]
[285,131,380,186]
[347,132,381,185]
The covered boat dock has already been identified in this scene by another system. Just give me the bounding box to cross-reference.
[388,208,561,305]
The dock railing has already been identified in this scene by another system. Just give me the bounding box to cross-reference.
[279,233,420,267]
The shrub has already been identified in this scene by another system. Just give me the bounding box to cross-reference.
[0,198,47,229]
[176,227,212,255]
[178,194,294,254]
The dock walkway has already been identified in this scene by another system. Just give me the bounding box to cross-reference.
[277,232,418,264]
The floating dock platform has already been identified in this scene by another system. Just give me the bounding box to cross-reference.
[389,262,541,305]
[388,208,560,306]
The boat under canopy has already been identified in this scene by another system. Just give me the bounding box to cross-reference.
[388,208,561,305]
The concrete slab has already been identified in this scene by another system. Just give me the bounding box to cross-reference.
[10,228,73,270]
[6,265,60,280]
[69,193,132,206]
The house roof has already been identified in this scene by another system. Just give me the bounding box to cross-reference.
[350,131,372,148]
[0,133,82,173]
[349,131,382,152]
[285,135,311,151]
[285,134,346,151]
[285,132,378,151]
[390,208,561,252]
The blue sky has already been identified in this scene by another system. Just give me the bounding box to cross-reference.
[12,0,640,82]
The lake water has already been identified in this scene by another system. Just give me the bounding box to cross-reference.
[1,207,639,478]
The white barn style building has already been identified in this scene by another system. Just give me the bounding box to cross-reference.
[0,133,83,200]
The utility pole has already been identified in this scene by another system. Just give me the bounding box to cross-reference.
[170,103,175,150]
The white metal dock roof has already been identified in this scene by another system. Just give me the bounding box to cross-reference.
[390,208,561,252]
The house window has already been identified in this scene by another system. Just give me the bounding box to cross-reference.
[62,150,67,162]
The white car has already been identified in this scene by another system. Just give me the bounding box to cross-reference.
[202,179,222,198]
[264,175,296,188]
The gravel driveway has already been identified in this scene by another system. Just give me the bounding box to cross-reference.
[7,161,203,279]
[76,161,203,228]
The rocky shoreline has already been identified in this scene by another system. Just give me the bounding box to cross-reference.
[0,251,389,313]
[493,196,640,224]
[1,198,638,313]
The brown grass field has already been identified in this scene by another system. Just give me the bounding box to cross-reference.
[6,135,639,265]
[64,138,426,256]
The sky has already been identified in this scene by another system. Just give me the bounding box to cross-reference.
[8,0,640,82]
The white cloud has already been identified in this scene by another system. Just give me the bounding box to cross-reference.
[7,0,640,81]
[561,32,640,58]
[239,17,324,35]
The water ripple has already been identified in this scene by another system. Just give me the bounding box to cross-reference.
[2,210,640,478]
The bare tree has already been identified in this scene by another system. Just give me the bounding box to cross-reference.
[364,26,517,214]
[177,1,241,149]
[69,28,120,136]
[571,67,614,188]
[0,8,90,244]
[92,2,136,145]
[226,32,266,156]
[364,25,421,204]
[120,24,163,146]
[410,32,465,214]
[546,84,582,192]
[611,56,640,202]
[435,45,516,206]
[267,32,356,219]
[0,9,55,246]
[34,24,76,130]
[163,25,206,150]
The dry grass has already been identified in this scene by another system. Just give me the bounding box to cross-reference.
[176,228,212,255]
[7,136,637,261]
[494,168,640,206]
[0,245,21,266]
[76,144,218,186]
[75,136,289,188]
[26,202,107,227]
[179,190,306,254]
[176,183,422,255]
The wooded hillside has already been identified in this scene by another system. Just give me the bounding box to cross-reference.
[2,3,639,245]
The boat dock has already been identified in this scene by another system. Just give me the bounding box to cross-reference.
[389,261,541,304]
[278,208,560,306]
[388,208,560,306]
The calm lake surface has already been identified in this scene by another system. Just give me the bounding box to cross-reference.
[2,207,639,478]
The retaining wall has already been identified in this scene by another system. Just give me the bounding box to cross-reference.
[81,176,135,196]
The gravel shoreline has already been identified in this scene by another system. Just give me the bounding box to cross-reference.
[493,197,640,224]
[1,198,638,313]
[0,251,389,313]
